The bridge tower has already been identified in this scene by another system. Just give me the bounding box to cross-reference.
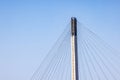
[71,17,79,80]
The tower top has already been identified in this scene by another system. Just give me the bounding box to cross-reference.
[71,17,77,36]
[71,17,77,20]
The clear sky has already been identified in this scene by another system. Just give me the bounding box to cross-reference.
[0,0,120,80]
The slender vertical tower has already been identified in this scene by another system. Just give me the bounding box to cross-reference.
[71,17,79,80]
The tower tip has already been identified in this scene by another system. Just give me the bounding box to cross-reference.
[71,17,77,20]
[71,17,77,36]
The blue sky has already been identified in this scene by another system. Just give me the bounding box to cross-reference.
[0,0,120,80]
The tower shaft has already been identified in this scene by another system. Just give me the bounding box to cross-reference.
[71,17,79,80]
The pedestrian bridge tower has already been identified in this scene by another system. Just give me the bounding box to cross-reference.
[71,17,79,80]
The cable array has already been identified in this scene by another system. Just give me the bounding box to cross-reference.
[31,22,120,80]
